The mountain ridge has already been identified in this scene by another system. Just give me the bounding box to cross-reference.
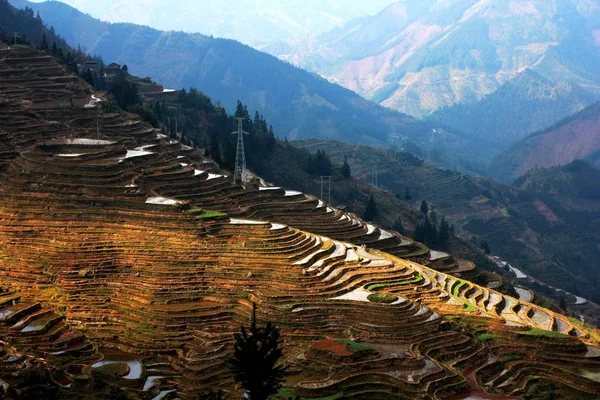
[9,0,428,149]
[267,0,600,118]
[491,101,600,181]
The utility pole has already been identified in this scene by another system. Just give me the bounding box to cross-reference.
[231,117,250,184]
[13,33,19,46]
[96,114,100,143]
[320,176,332,204]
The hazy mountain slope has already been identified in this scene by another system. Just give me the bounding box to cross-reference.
[267,0,600,121]
[27,0,394,46]
[428,69,595,152]
[491,102,600,181]
[296,139,600,302]
[10,0,428,148]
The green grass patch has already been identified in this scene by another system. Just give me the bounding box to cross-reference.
[568,317,584,327]
[477,333,507,342]
[366,274,422,291]
[367,292,397,304]
[195,210,227,219]
[336,338,372,352]
[518,328,569,339]
[500,353,523,362]
[58,102,72,108]
[452,280,467,297]
[273,389,343,400]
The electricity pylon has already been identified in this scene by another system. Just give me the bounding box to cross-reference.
[370,161,378,188]
[320,176,332,204]
[232,117,250,184]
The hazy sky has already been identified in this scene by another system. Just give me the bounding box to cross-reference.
[29,0,395,45]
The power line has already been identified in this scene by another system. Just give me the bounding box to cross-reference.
[231,118,250,184]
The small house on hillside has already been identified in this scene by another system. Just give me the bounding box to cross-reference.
[105,62,121,75]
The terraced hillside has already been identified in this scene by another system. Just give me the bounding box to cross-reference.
[1,45,600,399]
[296,139,600,309]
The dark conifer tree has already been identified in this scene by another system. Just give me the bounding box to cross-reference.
[229,303,287,400]
[392,218,405,235]
[341,156,351,179]
[208,132,222,166]
[420,200,428,215]
[40,33,48,51]
[480,240,491,254]
[439,217,450,245]
[235,100,244,118]
[404,189,411,200]
[363,195,377,221]
[559,296,567,311]
[51,42,57,56]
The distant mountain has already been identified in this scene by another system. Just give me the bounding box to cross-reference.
[27,0,394,46]
[266,0,600,131]
[491,102,600,182]
[428,69,595,154]
[10,0,430,149]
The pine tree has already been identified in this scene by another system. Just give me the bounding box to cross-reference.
[392,218,405,235]
[51,42,57,56]
[229,304,287,400]
[559,296,567,311]
[439,217,450,245]
[341,156,351,179]
[363,195,377,221]
[480,240,491,254]
[404,189,411,200]
[208,132,222,166]
[154,101,162,119]
[40,34,49,51]
[420,200,428,215]
[235,100,244,118]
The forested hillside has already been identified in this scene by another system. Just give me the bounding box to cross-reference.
[8,0,430,149]
[0,0,81,58]
[491,102,600,181]
[296,139,600,304]
[429,70,595,155]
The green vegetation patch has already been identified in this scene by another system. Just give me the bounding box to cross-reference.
[517,328,570,339]
[500,353,523,362]
[365,274,423,291]
[195,210,227,219]
[336,338,372,352]
[367,292,397,304]
[477,333,507,342]
[274,389,343,400]
[452,280,467,297]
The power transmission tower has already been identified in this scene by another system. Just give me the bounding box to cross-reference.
[370,162,378,188]
[320,176,332,204]
[232,117,250,184]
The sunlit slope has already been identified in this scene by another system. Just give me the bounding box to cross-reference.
[0,46,600,399]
